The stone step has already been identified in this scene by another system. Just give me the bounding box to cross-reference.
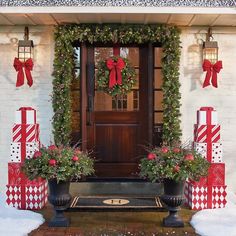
[70,181,163,197]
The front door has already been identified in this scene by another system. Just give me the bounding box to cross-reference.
[84,45,151,178]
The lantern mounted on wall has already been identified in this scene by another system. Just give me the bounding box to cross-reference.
[202,28,218,64]
[18,26,34,62]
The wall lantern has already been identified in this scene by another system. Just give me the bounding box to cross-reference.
[202,28,218,64]
[18,26,34,62]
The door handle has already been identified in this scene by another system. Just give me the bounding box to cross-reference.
[87,95,93,126]
[86,61,95,126]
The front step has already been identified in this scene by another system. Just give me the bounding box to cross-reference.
[70,181,163,197]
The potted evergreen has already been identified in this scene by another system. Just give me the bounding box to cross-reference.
[139,144,210,227]
[22,144,95,227]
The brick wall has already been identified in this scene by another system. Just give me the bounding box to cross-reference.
[0,26,54,190]
[180,27,236,192]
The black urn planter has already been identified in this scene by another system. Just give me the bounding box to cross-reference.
[48,179,72,227]
[160,178,186,227]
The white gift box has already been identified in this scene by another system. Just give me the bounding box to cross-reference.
[10,142,40,162]
[194,142,223,163]
[15,107,36,124]
[197,107,218,125]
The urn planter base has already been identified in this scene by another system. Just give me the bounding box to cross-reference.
[48,180,72,227]
[49,210,70,227]
[162,207,184,227]
[161,179,186,228]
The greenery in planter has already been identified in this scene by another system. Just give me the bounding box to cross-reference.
[53,24,181,146]
[22,145,94,182]
[139,145,210,183]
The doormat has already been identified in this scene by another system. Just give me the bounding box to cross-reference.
[68,196,165,212]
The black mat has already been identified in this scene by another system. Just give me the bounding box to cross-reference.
[68,196,165,211]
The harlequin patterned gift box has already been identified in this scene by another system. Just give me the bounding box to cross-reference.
[6,179,48,210]
[184,181,227,210]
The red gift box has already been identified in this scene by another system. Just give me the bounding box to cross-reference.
[185,181,227,210]
[13,124,39,142]
[189,163,225,186]
[197,107,218,125]
[194,142,223,163]
[8,163,40,185]
[15,107,36,124]
[194,124,220,143]
[6,180,48,210]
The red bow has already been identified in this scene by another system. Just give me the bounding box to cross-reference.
[13,58,34,87]
[106,57,125,88]
[202,59,222,88]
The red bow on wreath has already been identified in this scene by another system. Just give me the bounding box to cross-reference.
[106,57,125,88]
[202,59,222,88]
[13,57,34,87]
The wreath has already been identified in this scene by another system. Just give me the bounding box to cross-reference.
[96,56,136,97]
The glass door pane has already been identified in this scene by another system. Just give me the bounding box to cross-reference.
[94,47,140,111]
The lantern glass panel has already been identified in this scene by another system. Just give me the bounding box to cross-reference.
[19,47,24,53]
[24,52,31,60]
[24,47,30,53]
[18,39,34,62]
[203,48,218,64]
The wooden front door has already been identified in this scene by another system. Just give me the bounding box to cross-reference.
[84,45,151,178]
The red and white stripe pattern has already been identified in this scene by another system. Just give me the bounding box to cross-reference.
[13,124,39,142]
[194,124,220,143]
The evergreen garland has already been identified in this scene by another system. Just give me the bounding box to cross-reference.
[53,24,181,146]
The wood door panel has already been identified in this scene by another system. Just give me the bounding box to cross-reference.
[84,45,150,178]
[95,163,138,178]
[95,111,139,123]
[95,123,139,163]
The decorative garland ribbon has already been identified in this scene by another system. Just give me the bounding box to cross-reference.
[14,58,34,87]
[106,57,125,88]
[202,59,222,88]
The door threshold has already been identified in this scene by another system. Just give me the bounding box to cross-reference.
[73,177,152,183]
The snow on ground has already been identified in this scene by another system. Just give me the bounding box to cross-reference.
[191,191,236,236]
[0,193,44,236]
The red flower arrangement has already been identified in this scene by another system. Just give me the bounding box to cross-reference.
[22,145,94,182]
[139,145,210,182]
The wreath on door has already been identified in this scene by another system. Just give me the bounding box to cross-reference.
[96,56,136,97]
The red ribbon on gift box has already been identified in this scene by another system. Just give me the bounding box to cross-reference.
[200,107,213,161]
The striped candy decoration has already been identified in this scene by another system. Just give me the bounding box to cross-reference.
[194,124,220,143]
[13,124,39,142]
